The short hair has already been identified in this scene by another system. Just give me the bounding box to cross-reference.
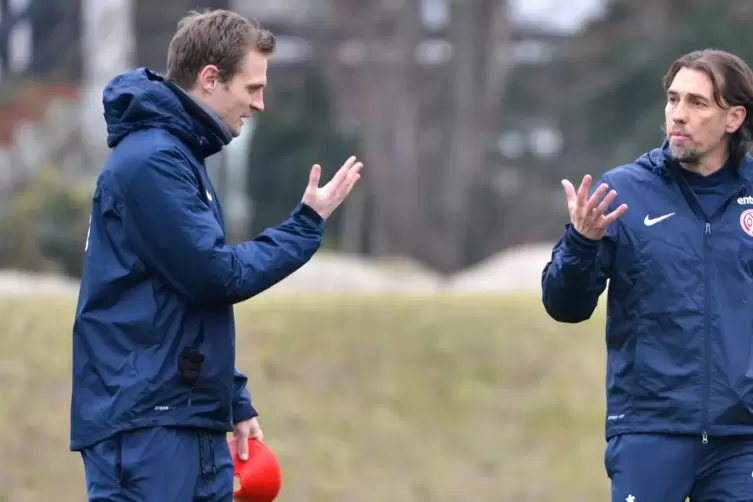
[165,9,275,90]
[663,49,753,162]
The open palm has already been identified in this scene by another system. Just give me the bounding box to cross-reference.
[302,155,363,220]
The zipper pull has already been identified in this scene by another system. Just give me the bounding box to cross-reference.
[705,223,711,235]
[702,431,708,444]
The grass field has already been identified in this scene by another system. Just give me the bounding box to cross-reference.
[0,292,610,502]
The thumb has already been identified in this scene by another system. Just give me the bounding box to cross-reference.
[308,164,321,190]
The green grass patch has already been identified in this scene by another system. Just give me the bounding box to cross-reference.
[0,292,610,501]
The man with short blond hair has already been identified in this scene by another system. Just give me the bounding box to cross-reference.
[164,9,275,127]
[71,8,362,501]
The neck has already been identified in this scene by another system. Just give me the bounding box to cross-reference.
[186,87,208,107]
[180,87,233,142]
[185,88,216,117]
[163,81,234,149]
[680,146,730,177]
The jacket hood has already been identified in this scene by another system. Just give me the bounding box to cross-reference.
[634,139,753,184]
[102,67,232,158]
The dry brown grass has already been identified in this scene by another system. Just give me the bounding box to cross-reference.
[0,292,610,502]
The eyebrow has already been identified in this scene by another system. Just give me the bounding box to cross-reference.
[667,90,709,102]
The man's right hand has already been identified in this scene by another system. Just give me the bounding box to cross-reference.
[562,174,628,240]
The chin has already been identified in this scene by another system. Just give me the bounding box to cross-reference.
[670,146,702,164]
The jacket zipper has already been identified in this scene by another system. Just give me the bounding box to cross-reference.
[675,178,744,445]
[702,221,711,445]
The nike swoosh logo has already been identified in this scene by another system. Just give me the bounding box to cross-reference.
[644,213,675,226]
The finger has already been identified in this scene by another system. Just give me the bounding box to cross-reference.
[576,174,592,209]
[248,420,262,440]
[333,162,362,201]
[308,164,322,189]
[585,184,610,214]
[602,203,628,225]
[328,156,357,189]
[561,179,577,206]
[237,429,250,461]
[339,162,362,195]
[342,173,361,199]
[593,189,617,216]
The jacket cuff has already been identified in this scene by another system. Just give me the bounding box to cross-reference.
[233,401,258,424]
[564,224,600,258]
[293,202,325,230]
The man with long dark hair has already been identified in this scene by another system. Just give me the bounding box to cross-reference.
[543,49,753,501]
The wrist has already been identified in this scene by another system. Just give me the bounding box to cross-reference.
[294,202,326,228]
[565,224,600,257]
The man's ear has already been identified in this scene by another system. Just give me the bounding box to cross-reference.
[726,105,747,134]
[197,65,221,93]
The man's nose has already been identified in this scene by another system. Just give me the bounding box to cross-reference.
[672,102,689,123]
[252,91,264,112]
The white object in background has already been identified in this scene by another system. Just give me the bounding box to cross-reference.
[6,0,31,73]
[79,0,134,171]
[223,116,256,240]
[7,18,31,72]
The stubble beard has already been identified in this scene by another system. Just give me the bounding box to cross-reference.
[669,138,703,165]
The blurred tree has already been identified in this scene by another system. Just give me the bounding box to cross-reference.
[560,0,753,178]
[0,165,92,277]
[239,0,753,274]
[245,66,358,249]
[332,0,515,273]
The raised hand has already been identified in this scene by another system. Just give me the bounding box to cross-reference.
[302,156,363,220]
[562,174,628,240]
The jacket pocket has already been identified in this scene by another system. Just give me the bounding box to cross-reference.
[81,433,124,488]
[606,321,640,421]
[603,434,621,479]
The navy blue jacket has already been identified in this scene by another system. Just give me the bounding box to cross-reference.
[70,68,324,451]
[542,141,753,441]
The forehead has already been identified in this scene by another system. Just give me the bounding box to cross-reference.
[668,67,715,100]
[234,49,268,85]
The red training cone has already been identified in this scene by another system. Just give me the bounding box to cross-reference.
[228,437,283,501]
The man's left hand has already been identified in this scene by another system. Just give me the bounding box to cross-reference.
[233,417,263,461]
[301,155,363,220]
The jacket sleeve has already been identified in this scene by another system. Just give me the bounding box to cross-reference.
[121,148,324,305]
[232,368,258,424]
[541,178,617,323]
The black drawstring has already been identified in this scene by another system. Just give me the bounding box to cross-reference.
[209,435,217,478]
[197,432,217,479]
[198,432,206,478]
